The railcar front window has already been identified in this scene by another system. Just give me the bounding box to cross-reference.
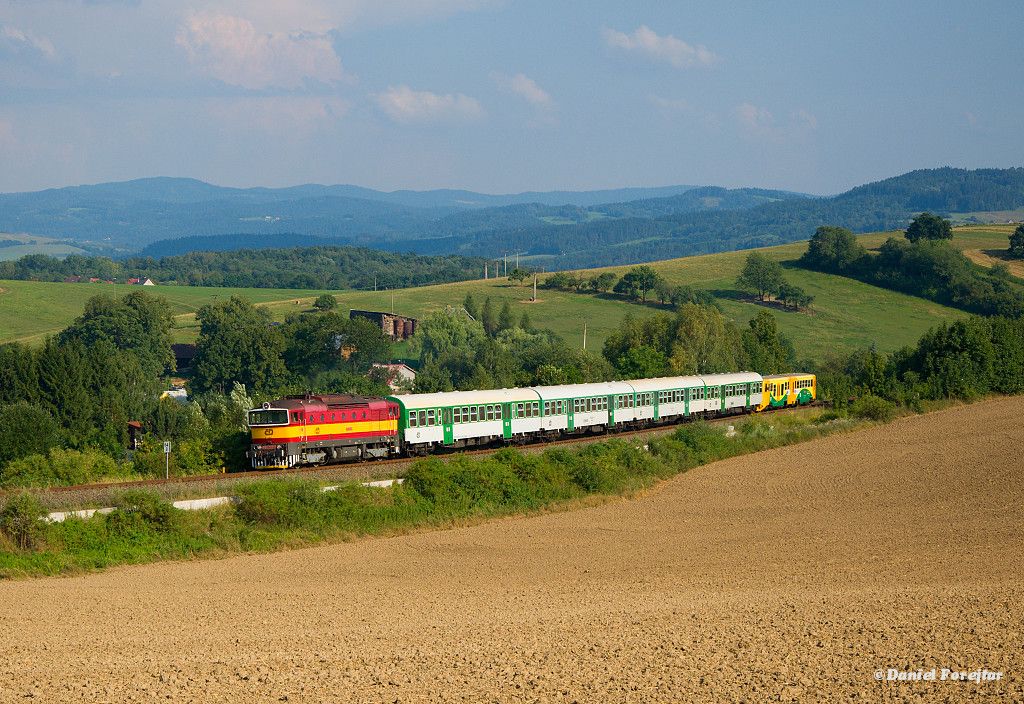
[248,409,289,426]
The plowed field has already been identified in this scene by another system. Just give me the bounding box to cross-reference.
[2,397,1022,702]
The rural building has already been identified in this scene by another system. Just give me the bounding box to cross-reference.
[171,343,197,371]
[349,309,418,341]
[371,362,417,391]
[160,387,188,404]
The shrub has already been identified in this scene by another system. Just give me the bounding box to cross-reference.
[850,394,897,422]
[234,480,326,529]
[107,490,179,534]
[0,493,46,550]
[0,447,124,488]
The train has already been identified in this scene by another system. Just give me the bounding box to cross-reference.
[246,372,816,469]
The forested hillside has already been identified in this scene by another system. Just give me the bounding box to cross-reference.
[409,168,1024,268]
[3,168,1023,270]
[0,246,487,290]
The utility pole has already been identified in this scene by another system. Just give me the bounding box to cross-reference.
[373,275,377,292]
[503,253,507,276]
[485,262,488,279]
[533,273,537,302]
[582,322,587,351]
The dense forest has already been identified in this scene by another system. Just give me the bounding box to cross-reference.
[0,246,487,290]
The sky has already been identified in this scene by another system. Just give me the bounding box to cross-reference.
[0,0,1022,195]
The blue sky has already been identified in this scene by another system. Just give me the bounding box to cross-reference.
[0,0,1021,194]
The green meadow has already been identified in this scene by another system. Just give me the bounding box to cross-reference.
[2,225,1004,360]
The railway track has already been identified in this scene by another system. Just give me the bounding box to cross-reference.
[20,403,825,508]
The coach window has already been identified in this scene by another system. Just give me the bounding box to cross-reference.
[469,407,477,422]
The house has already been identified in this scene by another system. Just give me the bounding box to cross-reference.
[371,363,417,392]
[349,309,418,341]
[160,387,188,403]
[89,277,100,283]
[127,277,140,285]
[171,343,197,371]
[141,278,155,286]
[127,420,143,450]
[64,275,82,283]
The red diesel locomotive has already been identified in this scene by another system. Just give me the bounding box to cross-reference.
[247,394,400,469]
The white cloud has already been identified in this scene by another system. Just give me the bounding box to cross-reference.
[375,84,483,123]
[603,25,715,69]
[0,25,57,62]
[791,108,818,130]
[736,102,773,131]
[491,71,551,107]
[194,1,496,34]
[176,12,344,89]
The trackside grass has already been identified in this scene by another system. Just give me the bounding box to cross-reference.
[0,411,868,578]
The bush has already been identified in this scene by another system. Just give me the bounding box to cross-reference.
[0,447,125,488]
[850,394,897,422]
[234,480,326,529]
[0,493,46,550]
[105,490,180,536]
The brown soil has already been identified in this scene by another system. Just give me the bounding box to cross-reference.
[2,398,1022,702]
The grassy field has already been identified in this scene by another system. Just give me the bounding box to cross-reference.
[0,281,332,345]
[1,227,990,359]
[0,233,87,261]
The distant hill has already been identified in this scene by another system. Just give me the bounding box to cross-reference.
[3,168,1023,269]
[402,168,1024,268]
[0,177,698,249]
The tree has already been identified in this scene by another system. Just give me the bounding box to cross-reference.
[613,266,664,302]
[312,294,337,311]
[590,272,618,293]
[481,297,497,337]
[192,296,288,394]
[508,268,530,285]
[60,291,175,378]
[740,311,795,373]
[800,225,867,271]
[0,402,62,467]
[1009,224,1024,258]
[519,311,533,331]
[776,282,812,310]
[543,272,579,291]
[463,293,479,319]
[654,279,673,305]
[497,301,515,333]
[631,266,662,302]
[736,252,784,301]
[905,212,953,243]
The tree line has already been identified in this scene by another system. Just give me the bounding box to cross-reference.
[0,246,488,291]
[798,214,1024,317]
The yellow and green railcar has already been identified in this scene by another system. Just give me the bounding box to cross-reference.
[757,373,816,411]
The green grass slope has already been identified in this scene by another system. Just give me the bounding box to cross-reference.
[0,228,977,360]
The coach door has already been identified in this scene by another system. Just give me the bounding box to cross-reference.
[720,386,726,413]
[442,408,453,445]
[607,394,615,426]
[567,398,575,431]
[501,403,512,439]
